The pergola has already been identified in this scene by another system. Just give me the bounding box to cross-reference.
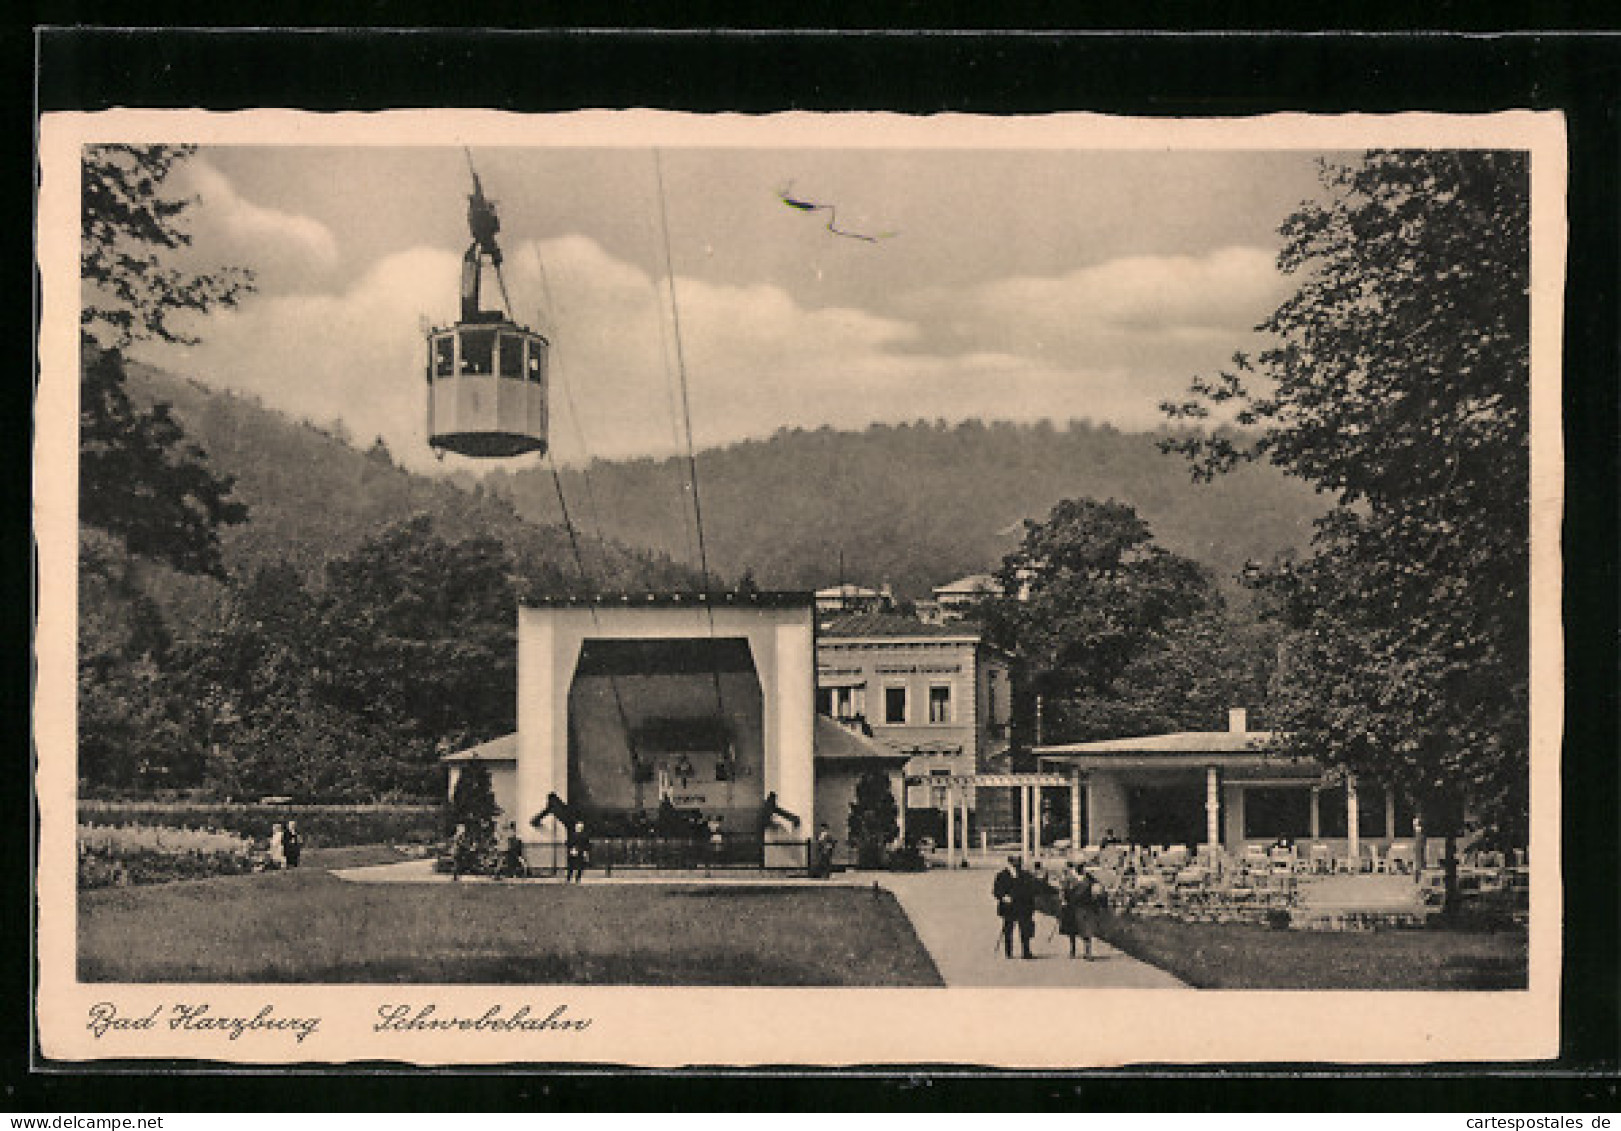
[901,770,1078,868]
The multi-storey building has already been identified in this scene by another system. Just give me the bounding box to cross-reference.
[815,614,1014,816]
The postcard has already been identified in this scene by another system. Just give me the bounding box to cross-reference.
[36,107,1565,1066]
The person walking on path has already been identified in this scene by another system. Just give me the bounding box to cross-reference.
[993,855,1038,959]
[1058,861,1104,960]
[565,820,590,883]
[283,820,302,869]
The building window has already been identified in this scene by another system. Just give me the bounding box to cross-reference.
[884,686,908,725]
[928,684,951,724]
[498,334,524,377]
[460,329,495,375]
[432,335,454,378]
[817,685,866,721]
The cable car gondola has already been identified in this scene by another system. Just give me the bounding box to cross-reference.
[426,155,549,459]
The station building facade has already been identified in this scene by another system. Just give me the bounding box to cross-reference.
[445,592,907,868]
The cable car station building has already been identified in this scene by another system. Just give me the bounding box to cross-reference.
[445,591,908,871]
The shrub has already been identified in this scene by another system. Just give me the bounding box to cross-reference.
[78,822,260,888]
[886,845,928,872]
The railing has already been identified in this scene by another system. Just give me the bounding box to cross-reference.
[521,835,813,874]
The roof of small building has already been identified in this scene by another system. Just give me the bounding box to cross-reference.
[818,612,983,639]
[441,733,519,762]
[933,573,999,596]
[1036,728,1279,755]
[814,715,911,763]
[814,582,880,599]
[444,720,909,765]
[524,590,813,609]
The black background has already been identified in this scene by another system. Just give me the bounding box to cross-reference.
[15,19,1621,1112]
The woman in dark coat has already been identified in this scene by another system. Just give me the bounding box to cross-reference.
[1058,862,1103,960]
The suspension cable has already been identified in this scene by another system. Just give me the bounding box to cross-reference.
[544,451,646,788]
[651,149,731,759]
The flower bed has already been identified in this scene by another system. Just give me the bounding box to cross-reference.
[78,823,261,889]
[76,801,443,849]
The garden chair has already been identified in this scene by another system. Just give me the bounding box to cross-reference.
[1269,845,1295,875]
[1387,841,1415,874]
[1365,843,1388,874]
[1308,841,1332,874]
[1243,843,1269,869]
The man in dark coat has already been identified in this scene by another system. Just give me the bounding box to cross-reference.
[993,855,1038,959]
[565,820,590,883]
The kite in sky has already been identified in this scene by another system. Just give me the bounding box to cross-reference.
[777,183,896,243]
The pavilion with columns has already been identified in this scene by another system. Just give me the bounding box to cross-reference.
[919,709,1419,867]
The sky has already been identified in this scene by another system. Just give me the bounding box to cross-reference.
[130,141,1337,474]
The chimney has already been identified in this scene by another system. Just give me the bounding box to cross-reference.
[1228,708,1248,734]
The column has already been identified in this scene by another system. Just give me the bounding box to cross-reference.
[1384,790,1396,842]
[1202,765,1220,852]
[945,784,957,870]
[897,779,907,847]
[1019,784,1030,864]
[1346,775,1361,870]
[1069,768,1084,861]
[962,792,972,860]
[1309,787,1321,841]
[1032,784,1041,858]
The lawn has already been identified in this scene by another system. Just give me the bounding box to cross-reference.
[77,851,943,986]
[1100,915,1528,990]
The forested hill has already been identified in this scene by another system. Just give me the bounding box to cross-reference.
[116,363,696,624]
[486,420,1327,597]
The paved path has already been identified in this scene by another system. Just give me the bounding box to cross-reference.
[332,859,1186,986]
[874,867,1187,988]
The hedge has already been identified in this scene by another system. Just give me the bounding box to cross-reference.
[76,801,444,849]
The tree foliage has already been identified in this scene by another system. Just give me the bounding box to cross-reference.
[1162,150,1531,846]
[450,764,501,851]
[847,769,900,868]
[979,498,1218,703]
[499,418,1324,600]
[81,144,253,349]
[80,348,248,578]
[318,515,519,744]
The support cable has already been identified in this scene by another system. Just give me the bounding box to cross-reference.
[652,149,730,751]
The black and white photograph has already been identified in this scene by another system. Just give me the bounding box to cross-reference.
[34,107,1565,1066]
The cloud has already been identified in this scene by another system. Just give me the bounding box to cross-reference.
[902,244,1289,373]
[184,160,340,289]
[135,234,1229,476]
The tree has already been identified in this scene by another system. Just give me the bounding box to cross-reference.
[317,515,519,745]
[79,144,253,577]
[979,498,1217,717]
[1047,608,1285,743]
[1161,150,1531,857]
[847,769,900,868]
[450,764,501,857]
[82,144,253,349]
[80,348,248,578]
